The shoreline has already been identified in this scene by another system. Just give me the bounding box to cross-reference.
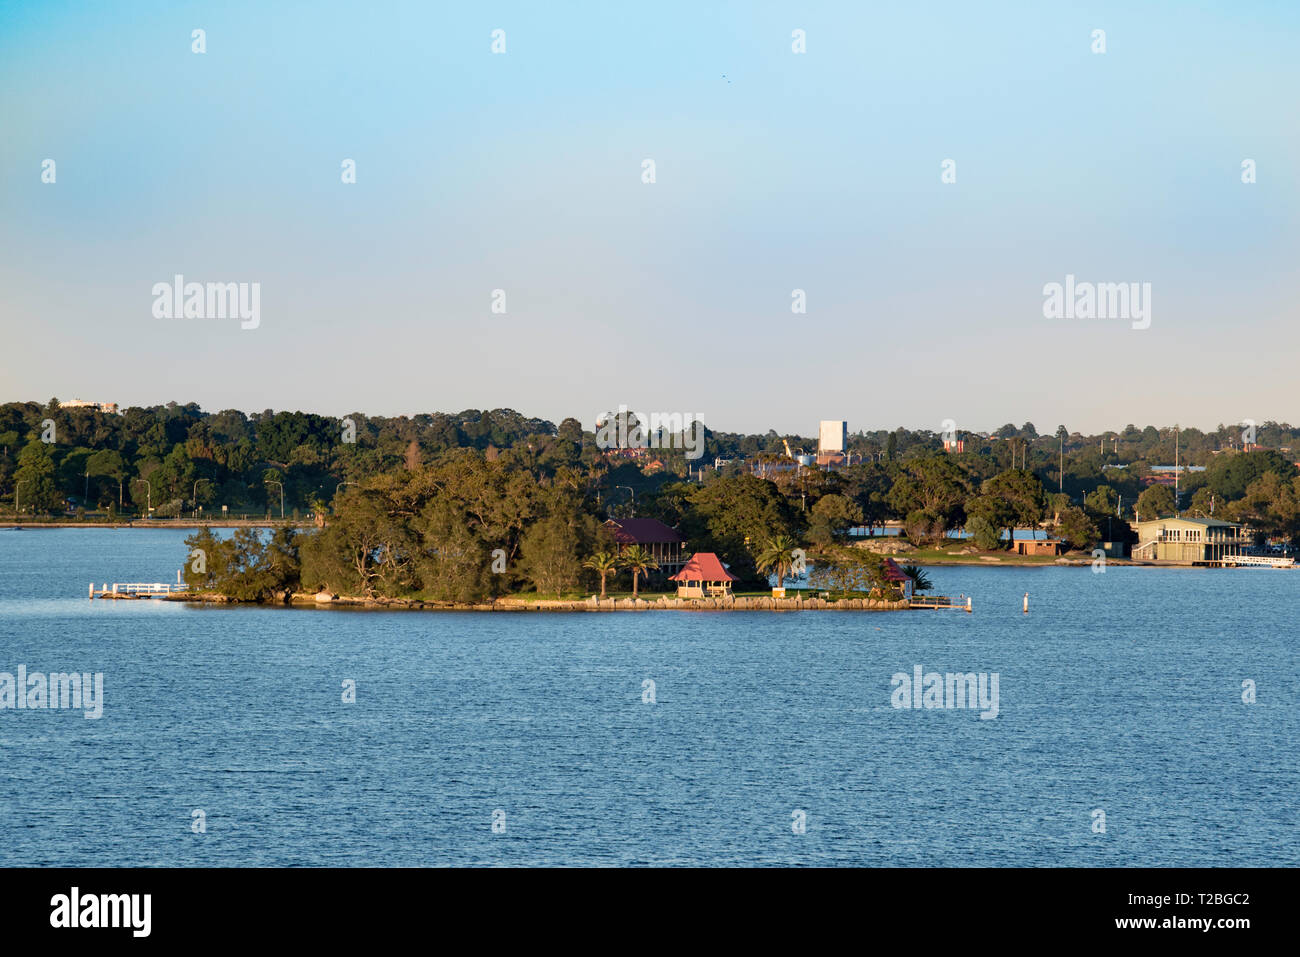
[160,593,914,612]
[4,521,311,529]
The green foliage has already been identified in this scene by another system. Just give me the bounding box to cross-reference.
[617,544,659,598]
[899,564,933,592]
[808,493,862,545]
[965,514,1003,550]
[1135,484,1176,521]
[1056,507,1100,551]
[817,546,896,598]
[582,551,620,598]
[754,533,800,587]
[520,513,584,596]
[14,441,60,512]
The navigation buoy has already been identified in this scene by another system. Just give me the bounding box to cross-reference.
[1023,593,1029,614]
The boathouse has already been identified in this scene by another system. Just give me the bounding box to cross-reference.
[1129,516,1245,563]
[670,553,736,598]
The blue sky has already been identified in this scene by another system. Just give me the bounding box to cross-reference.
[1,1,1296,435]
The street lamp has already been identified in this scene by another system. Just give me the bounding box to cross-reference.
[192,478,210,519]
[614,485,634,517]
[14,479,25,516]
[132,479,151,518]
[266,480,284,520]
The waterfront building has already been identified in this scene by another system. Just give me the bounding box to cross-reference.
[603,518,686,572]
[1129,516,1246,562]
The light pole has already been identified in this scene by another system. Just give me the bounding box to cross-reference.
[614,485,634,517]
[1174,424,1180,513]
[133,479,151,518]
[1059,431,1064,494]
[14,479,25,517]
[192,478,210,519]
[266,480,284,520]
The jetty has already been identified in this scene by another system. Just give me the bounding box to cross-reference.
[909,594,973,612]
[90,578,189,599]
[1213,554,1296,568]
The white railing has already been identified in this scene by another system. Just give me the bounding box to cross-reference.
[1221,555,1296,568]
[91,582,190,597]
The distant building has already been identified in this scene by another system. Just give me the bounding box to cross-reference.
[1130,517,1245,562]
[943,438,965,453]
[1014,538,1063,556]
[603,518,686,572]
[818,420,847,454]
[670,552,736,598]
[1143,465,1205,487]
[59,399,118,414]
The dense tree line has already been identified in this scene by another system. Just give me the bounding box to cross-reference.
[7,399,1300,600]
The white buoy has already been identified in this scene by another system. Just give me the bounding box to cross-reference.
[1023,592,1029,614]
[89,582,94,600]
[966,596,972,614]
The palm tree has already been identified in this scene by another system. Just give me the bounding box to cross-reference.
[900,564,933,592]
[583,551,619,599]
[619,545,659,598]
[755,533,799,589]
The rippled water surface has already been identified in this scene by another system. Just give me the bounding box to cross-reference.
[0,528,1294,866]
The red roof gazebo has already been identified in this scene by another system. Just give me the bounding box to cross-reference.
[669,552,736,598]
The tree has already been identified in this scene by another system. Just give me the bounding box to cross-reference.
[899,564,933,592]
[818,545,893,598]
[14,441,60,513]
[519,513,583,596]
[582,551,619,599]
[888,457,971,534]
[1135,484,1176,521]
[965,494,1014,549]
[903,509,944,546]
[981,469,1047,530]
[1083,485,1119,518]
[619,545,659,598]
[808,494,862,545]
[85,449,127,508]
[755,533,799,588]
[965,514,1003,550]
[1056,507,1100,551]
[415,499,489,601]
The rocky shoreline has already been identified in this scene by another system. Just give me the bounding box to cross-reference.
[168,592,912,612]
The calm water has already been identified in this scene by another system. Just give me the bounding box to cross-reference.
[0,528,1295,866]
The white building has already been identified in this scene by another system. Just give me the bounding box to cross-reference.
[818,420,847,454]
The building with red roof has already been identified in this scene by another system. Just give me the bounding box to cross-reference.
[603,518,686,572]
[669,552,737,599]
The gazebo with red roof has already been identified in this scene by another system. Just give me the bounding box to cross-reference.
[882,557,913,599]
[669,552,737,599]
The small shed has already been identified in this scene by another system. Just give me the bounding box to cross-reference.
[1014,538,1063,556]
[670,552,737,598]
